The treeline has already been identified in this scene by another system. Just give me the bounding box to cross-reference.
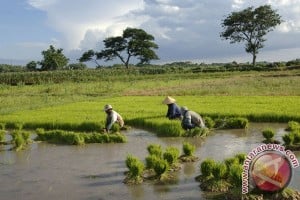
[0,60,300,85]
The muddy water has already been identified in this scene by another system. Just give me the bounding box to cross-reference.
[0,123,299,200]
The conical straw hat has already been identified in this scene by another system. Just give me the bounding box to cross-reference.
[162,96,176,104]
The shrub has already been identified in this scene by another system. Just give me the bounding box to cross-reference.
[212,162,227,180]
[183,142,195,156]
[163,147,179,165]
[282,133,294,145]
[147,144,163,158]
[200,158,216,177]
[262,128,275,140]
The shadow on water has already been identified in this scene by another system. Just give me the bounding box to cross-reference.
[0,123,299,200]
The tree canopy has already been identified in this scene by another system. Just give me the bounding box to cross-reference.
[79,27,159,68]
[220,5,282,66]
[39,45,69,71]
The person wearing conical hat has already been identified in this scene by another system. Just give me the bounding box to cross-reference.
[103,104,124,133]
[162,96,182,120]
[180,106,205,130]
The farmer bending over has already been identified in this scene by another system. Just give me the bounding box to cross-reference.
[180,106,205,130]
[162,96,182,120]
[103,104,124,133]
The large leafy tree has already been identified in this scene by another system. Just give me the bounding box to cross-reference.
[80,27,159,68]
[220,5,282,66]
[39,45,69,70]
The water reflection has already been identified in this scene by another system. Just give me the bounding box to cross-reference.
[0,123,299,200]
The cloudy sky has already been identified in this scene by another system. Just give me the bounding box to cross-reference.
[0,0,299,66]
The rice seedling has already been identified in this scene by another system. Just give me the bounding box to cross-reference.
[286,121,300,132]
[228,163,243,187]
[0,130,6,143]
[212,162,227,180]
[282,133,294,146]
[147,144,163,158]
[145,154,160,169]
[182,142,195,156]
[200,158,216,179]
[0,123,5,130]
[124,155,145,184]
[34,129,126,145]
[262,128,280,144]
[11,131,25,151]
[203,116,215,129]
[163,147,179,166]
[153,158,169,178]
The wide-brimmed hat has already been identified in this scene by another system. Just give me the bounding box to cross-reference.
[162,96,176,104]
[103,104,113,111]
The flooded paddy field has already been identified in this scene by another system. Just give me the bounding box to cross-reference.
[0,123,299,200]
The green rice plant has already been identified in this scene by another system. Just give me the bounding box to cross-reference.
[292,131,300,144]
[228,163,243,187]
[224,117,249,129]
[282,133,294,146]
[124,155,144,184]
[212,162,227,180]
[262,128,275,140]
[0,130,6,142]
[11,131,25,151]
[126,154,139,169]
[163,147,179,165]
[108,133,127,143]
[234,153,246,165]
[153,158,169,177]
[0,123,5,130]
[5,122,23,130]
[200,158,216,178]
[128,159,144,179]
[145,154,160,169]
[110,123,120,133]
[182,142,195,156]
[286,121,300,132]
[21,130,31,143]
[147,144,163,158]
[73,133,85,145]
[203,116,215,129]
[224,157,239,168]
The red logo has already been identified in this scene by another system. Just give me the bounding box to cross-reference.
[250,151,292,192]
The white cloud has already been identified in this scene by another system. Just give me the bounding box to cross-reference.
[23,0,300,65]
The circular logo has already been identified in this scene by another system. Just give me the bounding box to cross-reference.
[250,151,292,192]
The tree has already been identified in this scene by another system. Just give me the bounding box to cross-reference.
[80,27,159,68]
[220,5,282,67]
[78,50,101,68]
[25,61,37,71]
[39,45,69,71]
[67,62,87,70]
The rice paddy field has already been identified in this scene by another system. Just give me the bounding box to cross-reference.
[0,69,299,130]
[1,68,300,200]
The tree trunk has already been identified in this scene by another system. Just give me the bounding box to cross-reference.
[252,52,256,67]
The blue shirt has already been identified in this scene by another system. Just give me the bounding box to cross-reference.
[166,103,182,119]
